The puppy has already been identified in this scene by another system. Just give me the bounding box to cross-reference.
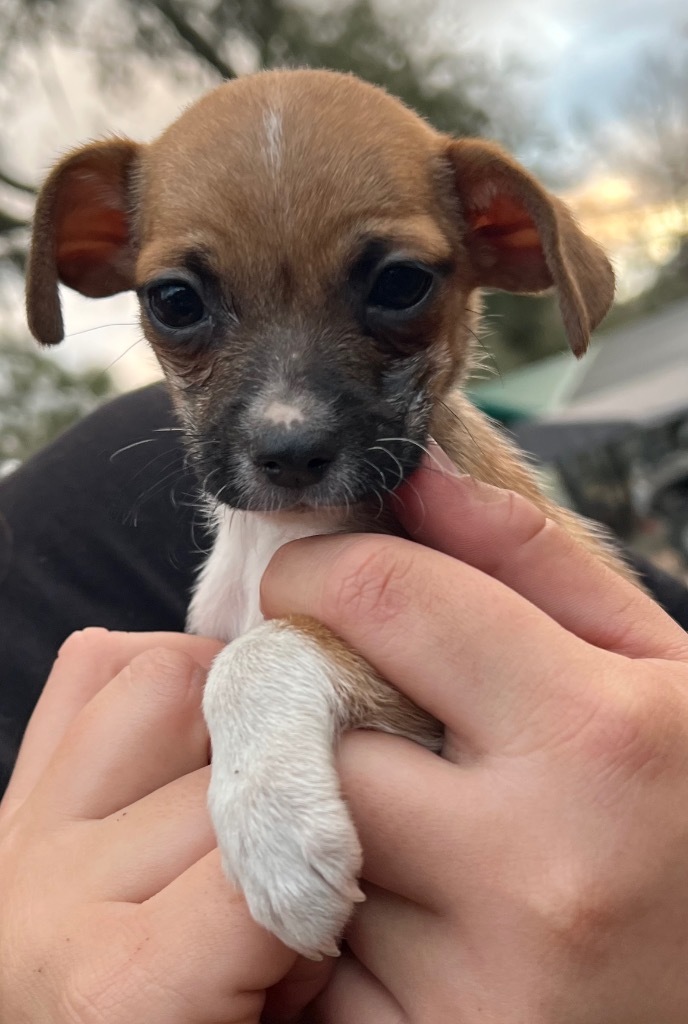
[26,69,630,959]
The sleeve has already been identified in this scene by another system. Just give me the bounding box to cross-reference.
[0,382,209,795]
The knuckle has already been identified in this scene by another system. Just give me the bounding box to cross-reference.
[125,647,202,704]
[594,590,648,654]
[580,682,678,784]
[323,536,415,630]
[532,869,626,964]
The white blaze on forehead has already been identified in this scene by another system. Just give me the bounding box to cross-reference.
[263,107,283,173]
[263,401,306,428]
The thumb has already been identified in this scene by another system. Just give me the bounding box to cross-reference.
[396,450,688,660]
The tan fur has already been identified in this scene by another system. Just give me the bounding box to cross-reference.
[283,614,443,749]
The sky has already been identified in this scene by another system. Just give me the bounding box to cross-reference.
[457,0,685,126]
[1,0,685,388]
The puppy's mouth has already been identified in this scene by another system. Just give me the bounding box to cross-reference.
[186,373,435,513]
[194,436,426,513]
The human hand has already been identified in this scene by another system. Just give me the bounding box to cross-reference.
[262,452,688,1023]
[0,629,330,1024]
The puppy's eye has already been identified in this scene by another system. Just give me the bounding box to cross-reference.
[146,281,206,330]
[368,263,434,312]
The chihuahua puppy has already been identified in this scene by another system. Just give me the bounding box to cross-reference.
[26,69,628,959]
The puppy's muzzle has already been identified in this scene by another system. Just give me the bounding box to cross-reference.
[250,423,338,490]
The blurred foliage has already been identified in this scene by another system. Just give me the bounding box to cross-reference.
[0,339,115,472]
[586,29,688,345]
[479,292,566,377]
[0,0,506,136]
[602,235,688,333]
[606,30,688,216]
[483,232,688,374]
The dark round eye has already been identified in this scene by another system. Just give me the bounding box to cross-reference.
[147,281,205,330]
[368,263,434,312]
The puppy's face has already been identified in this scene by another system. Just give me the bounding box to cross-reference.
[134,75,472,511]
[26,70,615,512]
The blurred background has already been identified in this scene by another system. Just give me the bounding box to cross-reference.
[1,0,687,572]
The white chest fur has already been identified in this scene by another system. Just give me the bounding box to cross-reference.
[186,507,349,641]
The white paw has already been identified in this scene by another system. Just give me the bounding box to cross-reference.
[202,624,368,958]
[208,765,364,959]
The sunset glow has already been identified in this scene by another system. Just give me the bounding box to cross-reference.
[566,175,688,298]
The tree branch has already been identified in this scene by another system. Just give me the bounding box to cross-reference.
[148,0,237,80]
[0,209,28,234]
[0,167,36,194]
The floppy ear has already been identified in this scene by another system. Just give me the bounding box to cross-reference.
[26,138,141,346]
[446,139,614,357]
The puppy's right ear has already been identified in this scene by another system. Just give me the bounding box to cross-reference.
[26,138,140,346]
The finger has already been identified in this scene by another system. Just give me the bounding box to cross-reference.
[337,731,468,908]
[262,530,609,753]
[83,766,216,901]
[31,647,210,821]
[262,957,334,1023]
[142,850,331,1021]
[70,852,294,1024]
[343,884,445,1009]
[1,629,222,818]
[306,951,401,1024]
[398,449,688,659]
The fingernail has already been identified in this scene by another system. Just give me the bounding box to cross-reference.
[426,439,457,474]
[465,477,512,504]
[427,442,508,504]
[57,626,111,658]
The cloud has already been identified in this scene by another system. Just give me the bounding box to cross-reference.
[444,0,686,130]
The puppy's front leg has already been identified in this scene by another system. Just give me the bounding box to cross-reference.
[203,615,439,959]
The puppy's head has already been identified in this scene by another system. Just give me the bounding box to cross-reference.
[26,70,614,511]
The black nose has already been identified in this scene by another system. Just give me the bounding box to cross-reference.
[251,428,338,489]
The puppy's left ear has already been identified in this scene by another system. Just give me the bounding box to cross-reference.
[446,139,614,357]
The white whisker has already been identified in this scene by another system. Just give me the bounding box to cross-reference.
[109,438,157,460]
